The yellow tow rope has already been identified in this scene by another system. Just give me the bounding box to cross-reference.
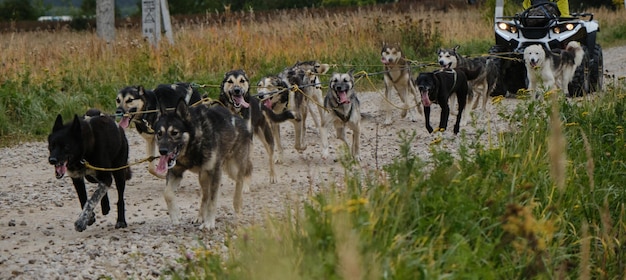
[82,156,159,172]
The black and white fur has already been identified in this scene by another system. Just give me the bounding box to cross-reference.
[524,41,584,97]
[219,69,295,183]
[154,99,253,230]
[115,83,201,178]
[320,70,361,161]
[437,46,499,115]
[416,67,481,134]
[47,110,131,232]
[380,42,423,125]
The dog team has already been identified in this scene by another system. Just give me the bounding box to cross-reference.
[47,41,583,232]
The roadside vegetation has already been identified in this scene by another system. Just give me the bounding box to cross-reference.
[1,3,625,278]
[166,88,626,279]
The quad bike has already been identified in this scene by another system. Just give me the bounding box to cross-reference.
[489,0,603,96]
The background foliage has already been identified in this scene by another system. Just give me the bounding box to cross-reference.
[0,0,620,20]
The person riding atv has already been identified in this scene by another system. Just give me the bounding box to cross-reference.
[490,0,603,96]
[523,0,570,17]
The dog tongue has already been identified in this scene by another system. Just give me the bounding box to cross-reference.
[338,91,350,104]
[421,92,431,107]
[234,96,250,108]
[118,116,130,129]
[156,156,169,175]
[381,57,388,64]
[262,98,273,109]
[55,164,67,179]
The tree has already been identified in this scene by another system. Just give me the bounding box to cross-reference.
[0,0,38,21]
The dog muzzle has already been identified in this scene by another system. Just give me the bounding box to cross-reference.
[334,90,351,104]
[156,147,180,175]
[231,94,250,109]
[49,157,68,179]
[116,107,137,129]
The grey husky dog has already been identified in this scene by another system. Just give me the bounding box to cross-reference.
[153,99,253,230]
[320,70,361,162]
[380,42,423,125]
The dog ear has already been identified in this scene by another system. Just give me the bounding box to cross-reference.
[138,86,146,96]
[71,115,82,136]
[174,98,190,120]
[317,63,330,74]
[53,114,64,132]
[453,45,460,52]
[347,68,355,77]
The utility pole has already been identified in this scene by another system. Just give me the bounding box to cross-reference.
[142,0,174,47]
[96,0,115,43]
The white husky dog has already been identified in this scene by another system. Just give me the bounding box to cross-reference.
[524,41,584,96]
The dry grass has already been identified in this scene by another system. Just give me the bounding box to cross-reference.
[1,6,493,85]
[2,6,622,86]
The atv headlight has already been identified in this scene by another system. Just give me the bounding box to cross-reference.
[553,23,577,34]
[497,22,517,33]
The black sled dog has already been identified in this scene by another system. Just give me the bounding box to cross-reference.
[47,110,131,232]
[416,67,482,134]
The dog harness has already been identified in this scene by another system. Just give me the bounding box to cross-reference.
[333,106,353,123]
[384,59,412,84]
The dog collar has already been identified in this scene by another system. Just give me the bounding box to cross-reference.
[436,69,458,90]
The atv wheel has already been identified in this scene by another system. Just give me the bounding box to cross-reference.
[589,44,603,92]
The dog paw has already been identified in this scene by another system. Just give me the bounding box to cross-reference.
[243,184,251,193]
[169,210,181,225]
[74,212,94,232]
[87,213,96,226]
[274,154,283,164]
[295,144,307,152]
[198,221,216,231]
[115,221,128,229]
[400,109,408,118]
